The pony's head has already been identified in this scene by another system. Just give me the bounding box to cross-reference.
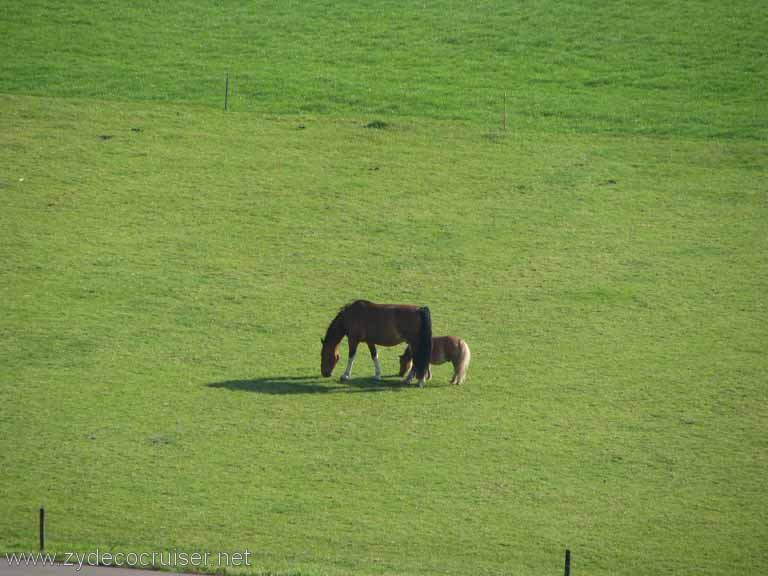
[398,345,413,377]
[320,338,340,377]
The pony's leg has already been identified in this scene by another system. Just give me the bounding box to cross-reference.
[341,339,359,382]
[454,341,469,385]
[403,367,415,385]
[368,343,382,380]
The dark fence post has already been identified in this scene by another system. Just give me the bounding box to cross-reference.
[224,73,229,111]
[39,507,45,550]
[564,549,571,576]
[504,91,508,131]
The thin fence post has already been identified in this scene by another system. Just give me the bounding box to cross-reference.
[504,91,508,131]
[39,507,45,550]
[564,548,571,576]
[224,73,229,111]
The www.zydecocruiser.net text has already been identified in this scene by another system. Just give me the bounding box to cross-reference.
[5,549,252,571]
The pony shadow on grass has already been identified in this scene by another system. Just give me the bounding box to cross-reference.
[206,374,410,395]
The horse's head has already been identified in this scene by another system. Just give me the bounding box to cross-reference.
[320,338,340,377]
[398,346,413,377]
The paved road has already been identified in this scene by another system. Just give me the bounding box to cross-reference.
[0,564,183,576]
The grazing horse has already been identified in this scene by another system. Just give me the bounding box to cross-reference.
[399,336,471,385]
[321,300,432,387]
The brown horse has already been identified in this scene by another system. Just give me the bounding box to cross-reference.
[399,336,471,385]
[321,300,432,387]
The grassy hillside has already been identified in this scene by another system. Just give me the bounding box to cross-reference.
[2,1,766,138]
[1,2,767,576]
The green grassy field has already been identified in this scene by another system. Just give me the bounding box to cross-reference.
[1,2,767,575]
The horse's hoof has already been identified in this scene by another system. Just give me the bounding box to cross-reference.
[417,381,425,388]
[340,375,349,383]
[373,374,382,381]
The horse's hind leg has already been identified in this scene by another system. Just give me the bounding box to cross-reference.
[368,343,381,380]
[406,368,427,388]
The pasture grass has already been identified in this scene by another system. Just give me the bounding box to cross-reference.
[1,1,766,139]
[2,93,766,576]
[1,1,767,575]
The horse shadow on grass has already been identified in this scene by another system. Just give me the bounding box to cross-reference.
[206,374,414,395]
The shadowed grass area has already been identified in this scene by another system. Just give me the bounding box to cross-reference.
[206,376,414,395]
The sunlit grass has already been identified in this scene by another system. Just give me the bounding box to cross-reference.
[1,1,767,575]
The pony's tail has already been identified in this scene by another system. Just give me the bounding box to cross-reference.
[414,307,432,380]
[455,339,471,385]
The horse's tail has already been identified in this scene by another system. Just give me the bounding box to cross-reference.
[455,339,471,385]
[414,307,432,380]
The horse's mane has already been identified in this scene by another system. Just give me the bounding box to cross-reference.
[323,302,352,343]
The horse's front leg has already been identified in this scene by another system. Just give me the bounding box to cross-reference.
[341,338,359,382]
[368,343,382,380]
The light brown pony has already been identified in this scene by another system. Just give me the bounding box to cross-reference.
[399,336,471,385]
[321,300,432,387]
